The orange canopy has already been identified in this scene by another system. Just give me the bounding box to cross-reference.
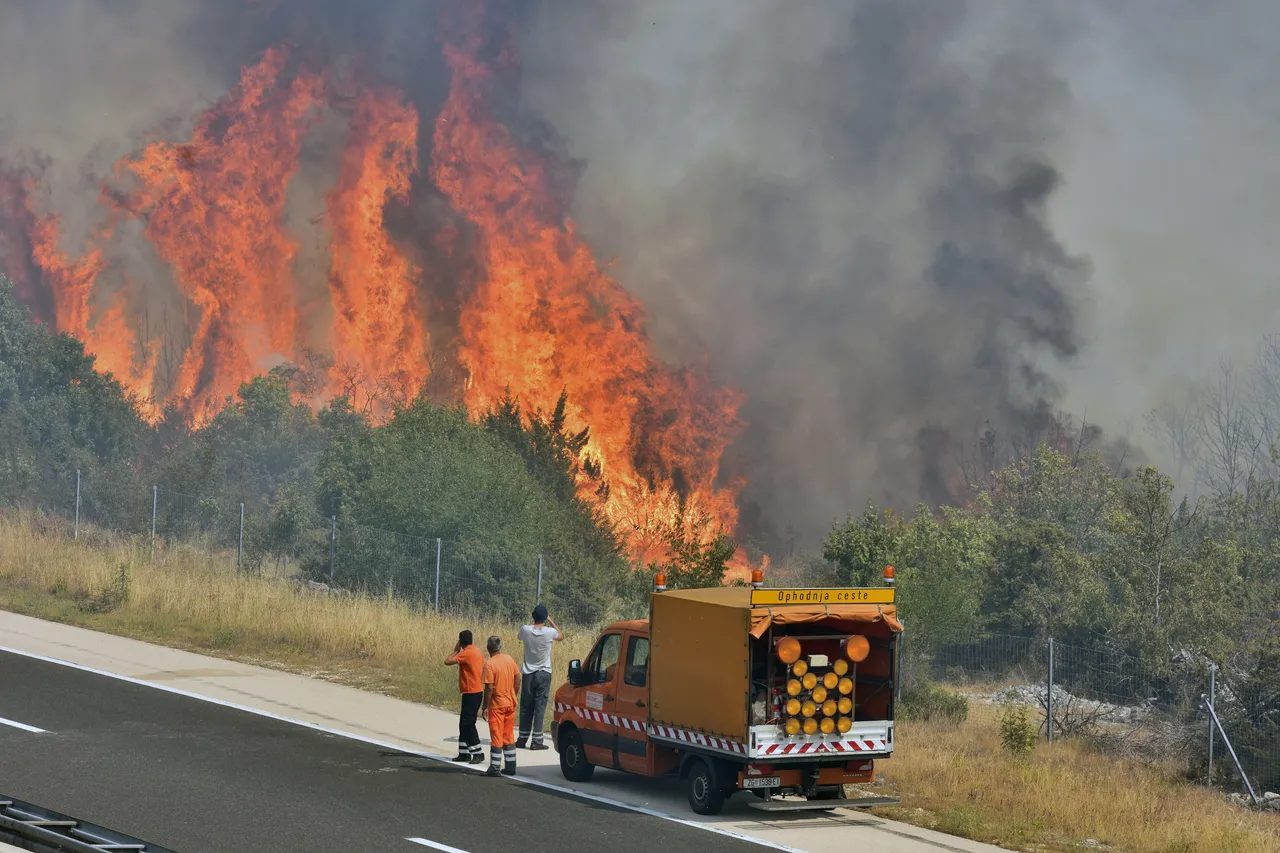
[748,603,902,639]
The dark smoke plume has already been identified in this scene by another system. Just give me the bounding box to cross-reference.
[510,1,1090,543]
[0,0,1094,549]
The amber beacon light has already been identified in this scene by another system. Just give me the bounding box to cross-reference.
[776,636,802,664]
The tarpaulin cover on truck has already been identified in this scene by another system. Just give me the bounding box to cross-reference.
[747,603,902,638]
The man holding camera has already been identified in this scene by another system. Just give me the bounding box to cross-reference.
[516,603,562,750]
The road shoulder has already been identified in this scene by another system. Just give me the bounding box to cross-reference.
[0,609,1005,853]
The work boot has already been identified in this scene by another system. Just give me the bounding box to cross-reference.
[452,754,471,762]
[529,743,549,751]
[484,766,503,777]
[515,739,528,749]
[502,765,516,776]
[469,754,485,764]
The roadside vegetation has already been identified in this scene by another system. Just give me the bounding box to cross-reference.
[1,512,1276,853]
[877,711,1280,853]
[0,511,595,707]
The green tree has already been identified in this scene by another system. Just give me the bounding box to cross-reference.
[315,394,632,621]
[649,506,738,590]
[822,504,902,586]
[0,274,147,522]
[893,505,991,650]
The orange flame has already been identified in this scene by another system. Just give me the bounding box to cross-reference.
[0,20,758,574]
[432,3,750,573]
[14,186,160,416]
[112,46,325,421]
[326,86,427,392]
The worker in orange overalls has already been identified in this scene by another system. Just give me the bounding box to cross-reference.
[481,635,521,777]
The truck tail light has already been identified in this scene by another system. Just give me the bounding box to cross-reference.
[745,764,774,776]
[847,760,873,773]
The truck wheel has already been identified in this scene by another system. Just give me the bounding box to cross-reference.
[687,758,726,816]
[559,728,595,782]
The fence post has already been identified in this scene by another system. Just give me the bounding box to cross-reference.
[434,538,442,612]
[1203,695,1259,806]
[328,516,337,586]
[894,618,903,706]
[150,485,158,558]
[237,503,245,571]
[1046,637,1055,744]
[537,553,543,602]
[1208,663,1216,785]
[74,469,81,540]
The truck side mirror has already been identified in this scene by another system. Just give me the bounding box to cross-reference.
[568,659,583,687]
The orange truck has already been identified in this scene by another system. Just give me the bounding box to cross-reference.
[551,568,903,814]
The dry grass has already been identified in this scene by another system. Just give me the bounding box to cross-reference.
[1,511,1276,851]
[0,511,596,713]
[874,710,1280,853]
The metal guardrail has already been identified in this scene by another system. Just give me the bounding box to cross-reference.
[0,796,178,853]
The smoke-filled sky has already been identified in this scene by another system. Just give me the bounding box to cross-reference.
[1,0,1277,547]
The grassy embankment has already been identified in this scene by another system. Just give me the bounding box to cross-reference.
[875,713,1277,852]
[0,512,597,705]
[0,512,1274,853]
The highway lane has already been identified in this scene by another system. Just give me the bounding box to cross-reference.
[0,650,764,853]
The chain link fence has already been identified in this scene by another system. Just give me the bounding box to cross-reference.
[28,474,1280,804]
[37,471,648,630]
[908,630,1279,805]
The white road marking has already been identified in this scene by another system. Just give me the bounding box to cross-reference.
[0,715,46,733]
[0,644,807,853]
[407,838,470,853]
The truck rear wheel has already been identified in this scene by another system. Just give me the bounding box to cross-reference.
[559,728,595,782]
[687,758,726,816]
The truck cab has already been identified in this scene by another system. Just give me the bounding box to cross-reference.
[552,573,902,815]
[552,620,674,779]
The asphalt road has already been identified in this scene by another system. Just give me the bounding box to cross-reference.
[0,650,761,853]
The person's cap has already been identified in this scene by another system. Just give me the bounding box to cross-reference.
[532,603,549,622]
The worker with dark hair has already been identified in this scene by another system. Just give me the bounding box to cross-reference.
[445,629,485,764]
[516,603,562,749]
[482,635,521,776]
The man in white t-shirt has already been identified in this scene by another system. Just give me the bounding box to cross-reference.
[515,603,562,750]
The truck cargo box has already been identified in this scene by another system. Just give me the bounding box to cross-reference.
[649,588,752,741]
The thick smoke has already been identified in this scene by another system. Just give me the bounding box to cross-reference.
[510,1,1089,543]
[0,1,1165,549]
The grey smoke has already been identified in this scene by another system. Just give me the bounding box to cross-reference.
[511,0,1088,544]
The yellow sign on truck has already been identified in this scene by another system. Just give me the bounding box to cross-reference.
[551,571,903,815]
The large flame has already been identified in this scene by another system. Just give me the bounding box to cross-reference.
[432,6,748,568]
[0,10,756,575]
[327,86,428,392]
[110,47,326,421]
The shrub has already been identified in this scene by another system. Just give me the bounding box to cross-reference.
[900,680,969,725]
[999,695,1038,755]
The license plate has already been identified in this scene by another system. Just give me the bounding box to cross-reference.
[741,776,781,790]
